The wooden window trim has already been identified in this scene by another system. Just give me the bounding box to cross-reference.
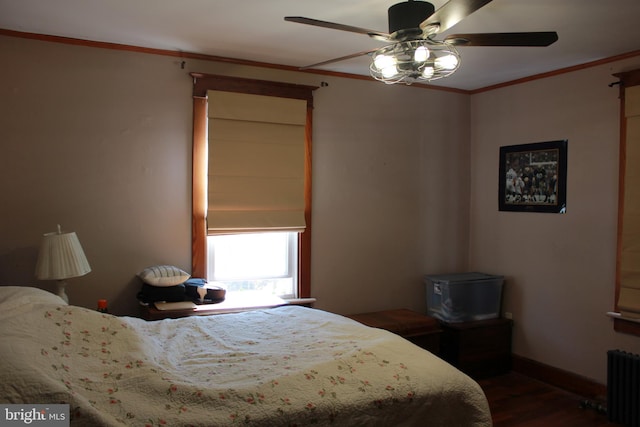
[190,73,317,298]
[614,69,640,335]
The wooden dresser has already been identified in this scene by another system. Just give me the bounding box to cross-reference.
[439,318,513,379]
[346,309,442,355]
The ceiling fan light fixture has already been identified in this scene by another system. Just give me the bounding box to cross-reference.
[370,39,460,85]
[286,1,558,85]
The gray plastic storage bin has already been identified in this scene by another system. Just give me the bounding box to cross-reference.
[425,272,504,323]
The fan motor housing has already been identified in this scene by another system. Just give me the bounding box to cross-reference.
[388,1,435,33]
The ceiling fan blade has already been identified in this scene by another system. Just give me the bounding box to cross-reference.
[420,0,494,34]
[284,16,391,41]
[299,49,377,70]
[444,32,559,47]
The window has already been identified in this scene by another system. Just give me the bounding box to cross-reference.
[614,69,640,335]
[207,232,298,298]
[190,74,316,299]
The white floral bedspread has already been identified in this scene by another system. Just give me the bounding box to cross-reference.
[0,286,492,426]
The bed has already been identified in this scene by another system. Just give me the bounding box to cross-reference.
[0,286,492,426]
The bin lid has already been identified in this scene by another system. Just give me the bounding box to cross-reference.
[425,272,503,283]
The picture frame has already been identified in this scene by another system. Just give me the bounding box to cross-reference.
[498,140,567,213]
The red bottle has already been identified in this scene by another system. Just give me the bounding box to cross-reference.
[97,299,108,313]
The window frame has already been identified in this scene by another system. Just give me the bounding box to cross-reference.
[190,73,316,298]
[614,69,640,336]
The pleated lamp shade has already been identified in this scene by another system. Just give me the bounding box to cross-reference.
[35,225,91,302]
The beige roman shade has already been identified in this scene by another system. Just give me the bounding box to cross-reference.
[206,90,307,234]
[619,84,640,317]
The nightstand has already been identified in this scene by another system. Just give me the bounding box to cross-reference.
[345,309,442,355]
[439,318,512,379]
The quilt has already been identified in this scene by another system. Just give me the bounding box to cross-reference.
[0,286,492,426]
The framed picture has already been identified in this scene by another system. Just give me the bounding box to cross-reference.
[499,140,567,213]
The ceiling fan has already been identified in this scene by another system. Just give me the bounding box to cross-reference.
[285,0,558,85]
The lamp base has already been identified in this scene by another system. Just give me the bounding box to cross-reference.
[57,280,69,304]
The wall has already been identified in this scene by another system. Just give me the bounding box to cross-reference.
[3,31,638,385]
[311,76,470,314]
[0,34,471,317]
[469,57,640,384]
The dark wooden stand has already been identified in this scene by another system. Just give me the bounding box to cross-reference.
[346,309,442,355]
[439,318,513,379]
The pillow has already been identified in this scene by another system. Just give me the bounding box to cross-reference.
[138,265,190,287]
[0,286,67,306]
[0,286,67,320]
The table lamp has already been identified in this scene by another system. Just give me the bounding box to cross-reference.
[35,224,91,303]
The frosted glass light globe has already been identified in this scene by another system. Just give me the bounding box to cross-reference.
[414,46,429,62]
[435,54,459,70]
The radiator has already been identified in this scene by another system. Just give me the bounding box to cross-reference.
[608,350,640,426]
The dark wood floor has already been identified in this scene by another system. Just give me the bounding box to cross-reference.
[478,372,621,427]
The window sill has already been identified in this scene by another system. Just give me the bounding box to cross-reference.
[140,294,316,320]
[191,295,317,315]
[607,311,640,336]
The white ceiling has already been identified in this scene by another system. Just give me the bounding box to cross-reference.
[1,0,639,91]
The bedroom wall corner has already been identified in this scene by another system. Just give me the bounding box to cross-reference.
[468,55,640,384]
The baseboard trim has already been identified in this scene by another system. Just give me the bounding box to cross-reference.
[512,354,606,400]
